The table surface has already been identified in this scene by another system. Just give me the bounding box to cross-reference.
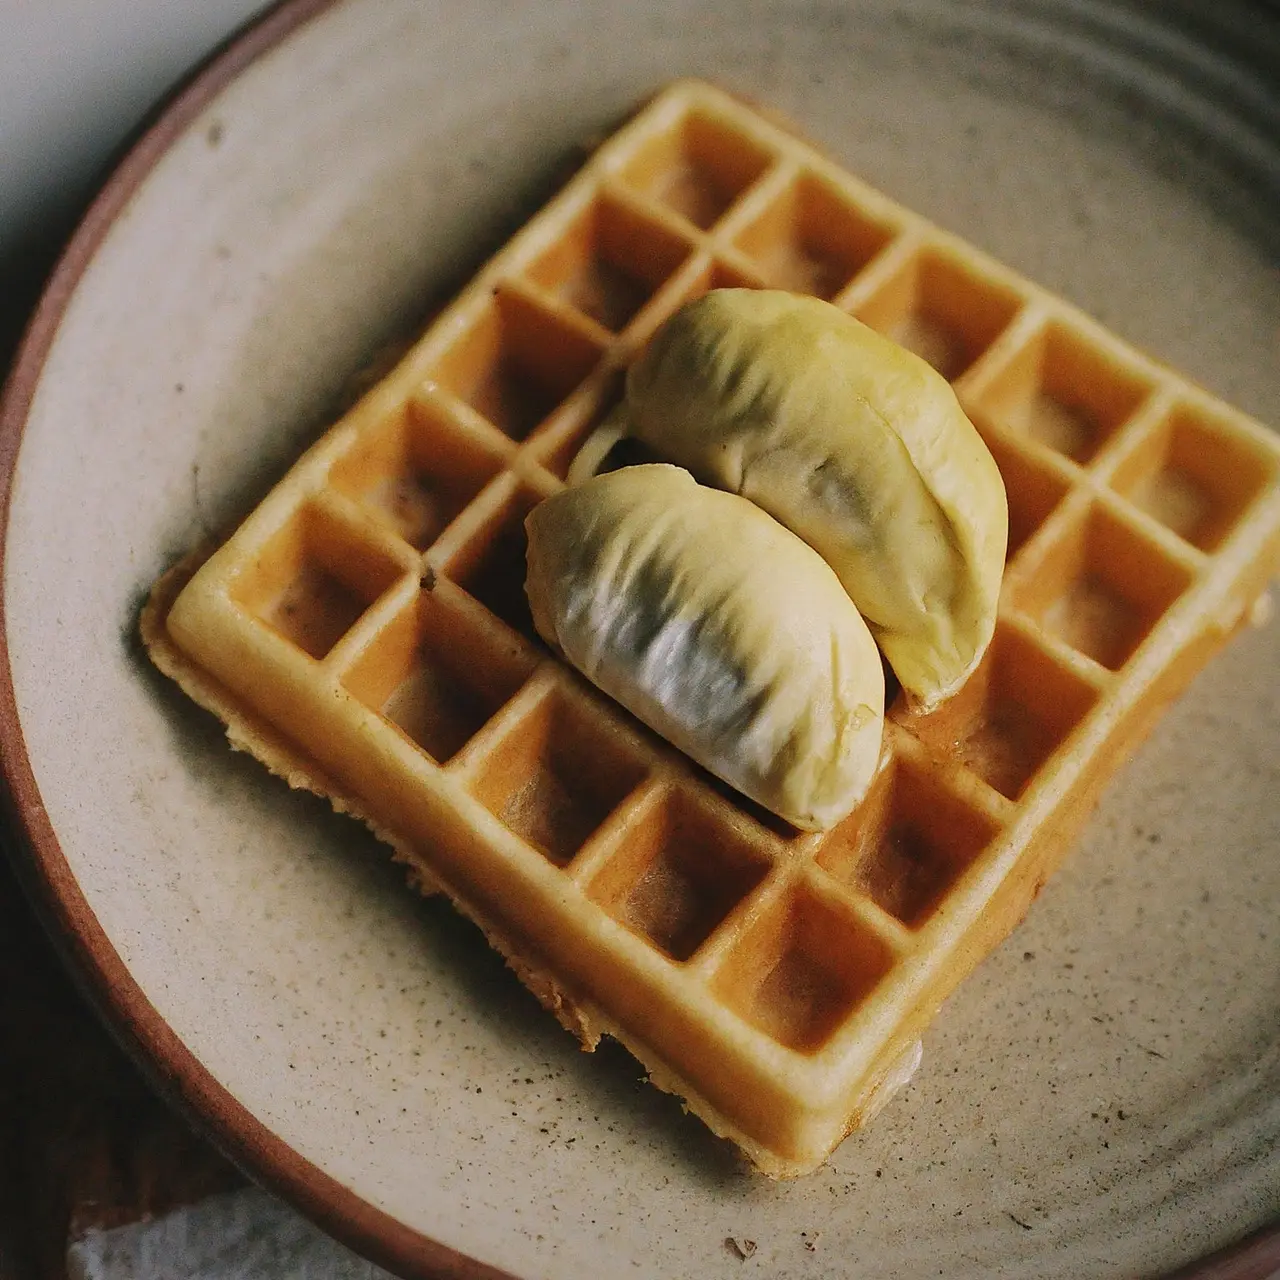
[0,848,243,1280]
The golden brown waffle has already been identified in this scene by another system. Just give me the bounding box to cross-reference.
[142,80,1280,1177]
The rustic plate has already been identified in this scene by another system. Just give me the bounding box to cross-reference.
[2,1,1277,1276]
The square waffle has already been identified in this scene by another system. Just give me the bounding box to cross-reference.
[141,80,1280,1177]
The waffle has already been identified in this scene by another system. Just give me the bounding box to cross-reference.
[141,80,1280,1178]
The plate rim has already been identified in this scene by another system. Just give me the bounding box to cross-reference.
[0,2,1276,1277]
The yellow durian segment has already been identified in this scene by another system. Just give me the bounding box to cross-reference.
[524,465,885,831]
[620,289,1008,709]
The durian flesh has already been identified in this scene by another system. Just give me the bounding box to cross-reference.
[606,289,1008,710]
[525,464,885,831]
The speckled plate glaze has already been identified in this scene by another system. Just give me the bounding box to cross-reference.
[2,2,1278,1277]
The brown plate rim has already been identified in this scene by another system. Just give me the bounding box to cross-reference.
[0,1,1275,1277]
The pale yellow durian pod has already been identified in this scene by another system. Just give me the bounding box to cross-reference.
[525,465,885,831]
[575,290,1009,711]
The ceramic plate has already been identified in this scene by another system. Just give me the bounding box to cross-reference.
[2,2,1278,1276]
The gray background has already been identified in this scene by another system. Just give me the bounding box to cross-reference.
[0,0,271,367]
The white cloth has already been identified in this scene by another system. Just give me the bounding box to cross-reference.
[67,1187,396,1280]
